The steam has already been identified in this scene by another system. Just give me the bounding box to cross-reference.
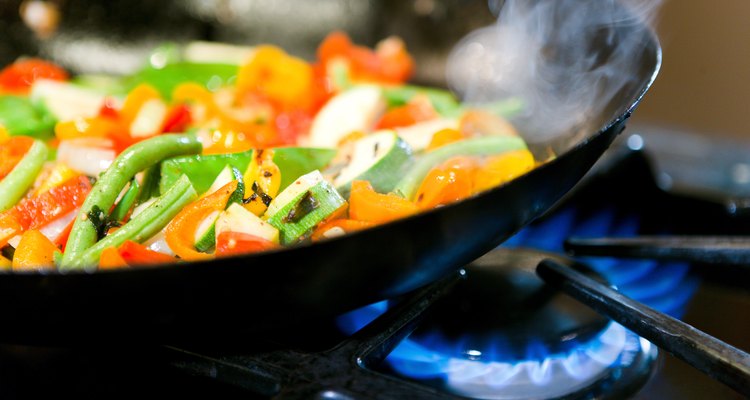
[446,0,661,144]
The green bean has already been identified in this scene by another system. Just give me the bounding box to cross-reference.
[70,175,197,269]
[0,139,48,211]
[110,179,140,222]
[60,134,201,269]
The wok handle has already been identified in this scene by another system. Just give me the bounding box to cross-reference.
[537,259,750,397]
[565,235,750,265]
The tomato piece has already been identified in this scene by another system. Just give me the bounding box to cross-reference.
[0,136,34,180]
[0,59,68,94]
[165,180,238,261]
[349,180,419,224]
[117,240,176,266]
[215,231,277,257]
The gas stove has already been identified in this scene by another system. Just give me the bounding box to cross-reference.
[0,131,747,399]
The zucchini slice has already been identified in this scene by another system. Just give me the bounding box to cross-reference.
[266,170,345,244]
[332,130,413,197]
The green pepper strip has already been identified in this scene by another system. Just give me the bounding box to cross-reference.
[0,139,49,212]
[60,134,202,270]
[71,175,197,269]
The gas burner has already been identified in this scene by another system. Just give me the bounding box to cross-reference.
[338,249,659,400]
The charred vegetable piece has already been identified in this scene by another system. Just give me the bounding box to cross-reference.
[60,134,201,270]
[193,165,245,252]
[393,136,528,201]
[266,170,345,244]
[159,147,336,195]
[72,174,197,269]
[165,180,238,261]
[215,203,279,245]
[331,130,413,197]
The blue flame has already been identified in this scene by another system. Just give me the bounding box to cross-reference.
[336,204,700,397]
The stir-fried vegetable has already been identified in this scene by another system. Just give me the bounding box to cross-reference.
[0,31,542,270]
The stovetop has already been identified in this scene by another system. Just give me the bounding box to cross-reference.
[0,132,748,399]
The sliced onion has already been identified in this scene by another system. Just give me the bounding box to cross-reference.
[143,231,174,256]
[7,209,78,248]
[57,138,116,177]
[40,209,77,242]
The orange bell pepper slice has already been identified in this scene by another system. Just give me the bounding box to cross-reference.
[311,218,374,242]
[237,45,313,110]
[12,230,59,271]
[99,246,128,270]
[414,157,479,210]
[349,180,419,224]
[425,128,465,151]
[165,180,238,261]
[473,149,535,193]
[55,116,117,140]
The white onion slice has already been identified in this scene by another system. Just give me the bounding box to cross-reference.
[143,231,174,257]
[57,138,116,177]
[7,209,78,248]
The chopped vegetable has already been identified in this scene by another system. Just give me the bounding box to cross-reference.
[393,136,528,201]
[266,170,346,244]
[12,229,59,271]
[0,138,49,211]
[0,33,540,267]
[60,134,201,269]
[349,180,418,224]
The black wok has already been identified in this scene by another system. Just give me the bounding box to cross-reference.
[0,0,661,343]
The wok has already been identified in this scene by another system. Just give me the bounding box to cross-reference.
[0,0,661,343]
